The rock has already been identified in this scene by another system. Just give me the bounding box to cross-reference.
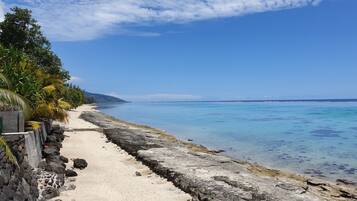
[67,184,76,191]
[306,179,326,186]
[44,161,66,174]
[135,171,142,176]
[60,183,76,192]
[73,159,88,170]
[60,156,69,163]
[65,169,78,177]
[336,179,356,185]
[43,146,59,157]
[276,182,307,194]
[187,139,193,142]
[0,175,5,186]
[42,186,59,200]
[38,161,48,169]
[0,137,39,201]
[212,149,225,154]
[21,178,31,195]
[46,135,58,143]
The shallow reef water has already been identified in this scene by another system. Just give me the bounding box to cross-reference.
[98,101,357,183]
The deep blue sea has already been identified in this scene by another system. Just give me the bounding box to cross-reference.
[98,101,357,182]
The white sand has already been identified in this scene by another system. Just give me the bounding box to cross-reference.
[52,105,191,201]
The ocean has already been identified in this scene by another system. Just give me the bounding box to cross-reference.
[98,101,357,182]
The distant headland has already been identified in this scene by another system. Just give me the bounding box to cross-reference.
[84,91,128,103]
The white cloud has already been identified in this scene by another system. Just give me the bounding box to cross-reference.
[68,76,82,83]
[0,1,5,21]
[2,0,322,41]
[117,93,202,101]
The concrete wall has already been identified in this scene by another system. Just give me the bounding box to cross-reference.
[2,123,47,168]
[0,111,24,133]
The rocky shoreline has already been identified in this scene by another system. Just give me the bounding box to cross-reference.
[80,110,356,201]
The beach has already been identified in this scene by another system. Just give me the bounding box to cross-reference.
[51,105,192,201]
[52,104,356,201]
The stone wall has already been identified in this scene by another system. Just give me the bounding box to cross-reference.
[0,135,39,201]
[0,122,50,201]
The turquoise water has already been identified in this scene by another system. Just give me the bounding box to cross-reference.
[98,101,357,182]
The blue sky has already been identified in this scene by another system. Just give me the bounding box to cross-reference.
[2,0,357,101]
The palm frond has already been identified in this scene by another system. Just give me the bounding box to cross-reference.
[42,84,56,94]
[33,102,68,122]
[58,98,72,110]
[0,73,11,88]
[0,137,19,167]
[0,89,31,119]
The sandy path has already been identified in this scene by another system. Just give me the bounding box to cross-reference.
[52,105,191,201]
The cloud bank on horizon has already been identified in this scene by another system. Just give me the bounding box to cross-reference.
[1,0,322,41]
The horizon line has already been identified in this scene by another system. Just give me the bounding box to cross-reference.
[127,98,357,103]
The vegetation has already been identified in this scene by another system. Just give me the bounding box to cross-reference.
[84,91,127,103]
[63,84,85,108]
[0,72,31,118]
[0,7,85,122]
[0,7,69,80]
[0,137,19,167]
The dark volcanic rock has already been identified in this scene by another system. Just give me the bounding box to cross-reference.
[43,146,59,157]
[42,186,59,200]
[46,135,58,143]
[0,136,39,201]
[73,159,88,170]
[44,161,66,174]
[104,128,162,156]
[59,156,69,163]
[65,169,78,177]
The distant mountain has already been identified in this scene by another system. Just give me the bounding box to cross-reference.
[84,91,127,103]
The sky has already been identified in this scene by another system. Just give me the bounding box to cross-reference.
[1,0,357,101]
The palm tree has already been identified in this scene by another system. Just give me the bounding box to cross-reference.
[0,72,31,119]
[32,74,71,122]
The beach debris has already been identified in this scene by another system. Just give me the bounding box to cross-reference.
[135,171,142,176]
[73,158,88,170]
[187,139,193,142]
[65,169,78,177]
